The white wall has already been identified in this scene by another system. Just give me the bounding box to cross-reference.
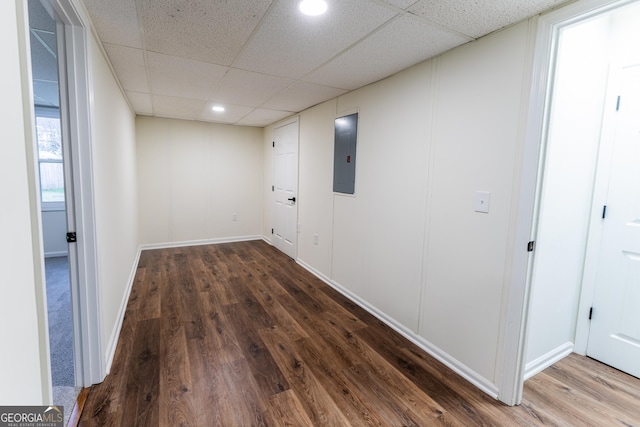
[137,116,263,245]
[524,17,610,375]
[265,20,535,394]
[420,22,531,383]
[297,99,336,276]
[88,33,140,364]
[333,61,433,331]
[0,0,50,404]
[42,210,68,257]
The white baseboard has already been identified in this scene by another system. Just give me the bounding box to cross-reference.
[104,246,142,375]
[44,250,68,258]
[296,258,499,399]
[524,342,573,380]
[139,235,263,250]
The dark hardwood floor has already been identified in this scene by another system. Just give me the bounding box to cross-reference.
[79,241,640,426]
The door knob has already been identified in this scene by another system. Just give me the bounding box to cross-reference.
[288,197,296,203]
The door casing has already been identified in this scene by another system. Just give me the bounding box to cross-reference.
[39,0,103,388]
[271,117,299,259]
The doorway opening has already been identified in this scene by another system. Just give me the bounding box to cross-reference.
[525,0,640,382]
[28,0,78,418]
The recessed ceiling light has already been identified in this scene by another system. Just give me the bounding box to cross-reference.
[212,105,225,112]
[299,0,327,16]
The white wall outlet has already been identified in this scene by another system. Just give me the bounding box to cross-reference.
[314,234,319,245]
[232,213,238,221]
[475,191,491,213]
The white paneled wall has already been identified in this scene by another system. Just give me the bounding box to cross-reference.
[89,33,140,364]
[333,61,434,331]
[265,20,535,395]
[420,22,530,383]
[137,117,263,245]
[297,99,337,276]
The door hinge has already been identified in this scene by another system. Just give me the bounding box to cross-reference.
[66,232,77,243]
[589,307,593,320]
[272,185,274,192]
[616,95,621,111]
[527,241,535,252]
[271,228,274,234]
[272,141,275,147]
[602,205,607,219]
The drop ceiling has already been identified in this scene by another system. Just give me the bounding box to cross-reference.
[80,0,569,127]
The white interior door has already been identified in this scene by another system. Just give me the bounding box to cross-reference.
[587,64,640,378]
[272,120,298,259]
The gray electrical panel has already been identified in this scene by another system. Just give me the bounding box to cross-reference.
[333,113,358,194]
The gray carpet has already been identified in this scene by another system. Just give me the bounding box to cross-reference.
[45,256,75,387]
[53,385,78,427]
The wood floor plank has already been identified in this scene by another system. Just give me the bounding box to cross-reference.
[323,319,455,426]
[219,358,269,426]
[294,337,388,426]
[264,389,315,427]
[159,254,198,426]
[555,354,640,407]
[399,345,531,426]
[258,325,352,427]
[80,241,640,427]
[341,365,423,427]
[80,304,139,425]
[223,301,290,397]
[245,273,310,342]
[200,291,244,365]
[274,290,358,371]
[137,267,161,321]
[198,245,238,305]
[125,318,160,426]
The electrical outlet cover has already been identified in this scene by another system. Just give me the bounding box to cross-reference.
[475,191,491,213]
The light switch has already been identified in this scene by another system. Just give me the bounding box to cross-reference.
[475,191,491,213]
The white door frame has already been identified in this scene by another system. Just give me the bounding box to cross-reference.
[499,0,639,406]
[41,0,103,387]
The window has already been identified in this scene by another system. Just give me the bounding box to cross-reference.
[35,107,64,210]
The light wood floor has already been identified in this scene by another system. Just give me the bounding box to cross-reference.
[79,241,640,426]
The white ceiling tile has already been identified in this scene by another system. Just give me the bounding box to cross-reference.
[234,0,398,79]
[126,91,153,115]
[147,52,228,100]
[152,95,207,120]
[139,0,273,66]
[211,69,294,107]
[410,0,567,38]
[236,109,294,127]
[262,82,347,112]
[198,103,255,124]
[82,0,142,48]
[103,44,149,92]
[82,0,572,126]
[305,14,468,90]
[380,0,421,9]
